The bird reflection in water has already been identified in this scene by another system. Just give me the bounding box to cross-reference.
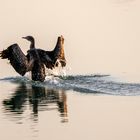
[3,83,68,123]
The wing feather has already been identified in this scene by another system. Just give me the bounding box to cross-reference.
[52,36,66,67]
[0,44,29,76]
[36,36,66,69]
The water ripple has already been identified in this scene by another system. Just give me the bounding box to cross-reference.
[1,74,140,95]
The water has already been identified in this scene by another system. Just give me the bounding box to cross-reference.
[0,74,140,140]
[1,74,140,96]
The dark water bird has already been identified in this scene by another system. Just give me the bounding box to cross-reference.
[0,35,66,82]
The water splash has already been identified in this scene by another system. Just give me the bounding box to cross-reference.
[1,74,140,96]
[45,61,70,77]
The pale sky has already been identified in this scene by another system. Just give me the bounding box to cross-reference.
[0,0,140,77]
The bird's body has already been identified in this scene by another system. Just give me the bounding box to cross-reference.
[0,35,66,82]
[27,48,46,82]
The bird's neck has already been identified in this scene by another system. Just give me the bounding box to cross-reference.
[30,39,35,49]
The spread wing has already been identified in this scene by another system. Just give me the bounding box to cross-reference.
[37,36,66,69]
[0,44,30,76]
[37,45,66,69]
[36,49,55,69]
[52,35,66,67]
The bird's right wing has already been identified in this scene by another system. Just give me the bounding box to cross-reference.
[52,35,66,67]
[36,36,66,70]
[0,44,29,76]
[36,49,55,69]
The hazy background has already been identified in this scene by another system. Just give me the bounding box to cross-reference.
[0,0,140,80]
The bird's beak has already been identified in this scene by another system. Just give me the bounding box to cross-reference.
[22,37,26,39]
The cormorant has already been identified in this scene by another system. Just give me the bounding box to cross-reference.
[0,35,66,82]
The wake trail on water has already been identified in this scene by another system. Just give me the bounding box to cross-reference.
[1,73,140,96]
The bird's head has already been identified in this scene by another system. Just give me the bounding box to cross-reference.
[22,36,34,42]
